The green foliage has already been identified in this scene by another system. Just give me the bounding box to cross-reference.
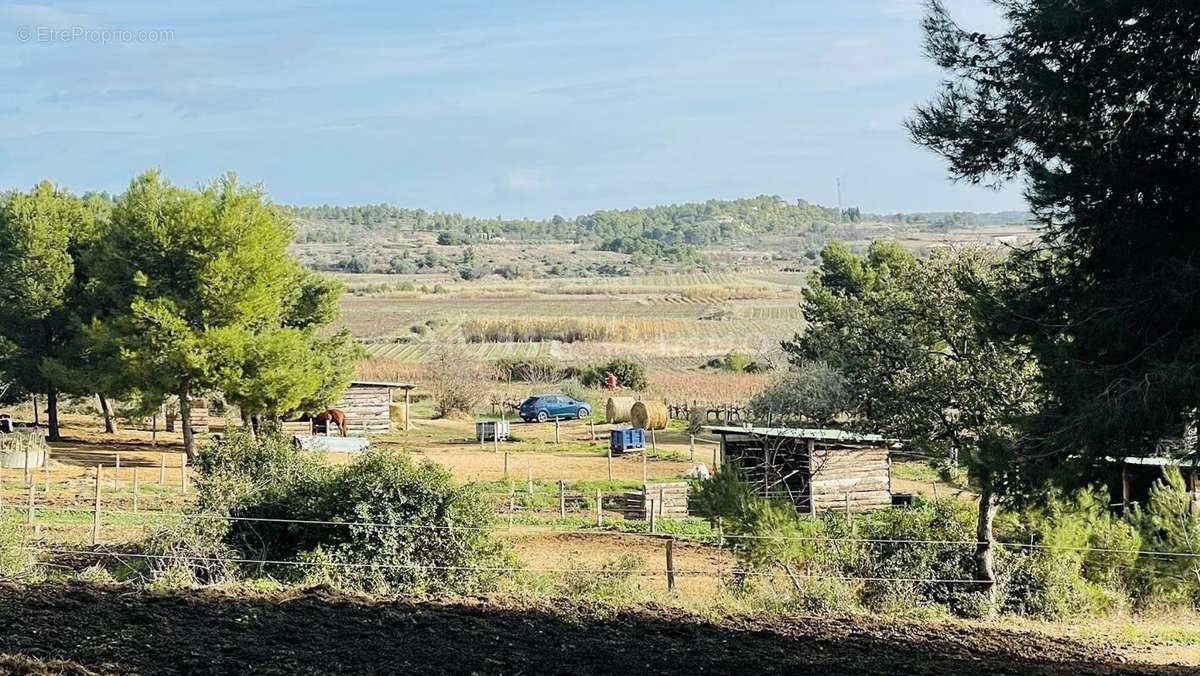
[0,512,35,580]
[89,171,356,452]
[747,361,849,427]
[909,1,1200,472]
[0,181,106,437]
[694,466,1178,619]
[188,430,509,593]
[560,553,645,602]
[1128,468,1200,608]
[573,358,648,391]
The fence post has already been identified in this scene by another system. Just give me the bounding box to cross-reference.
[596,490,603,527]
[649,495,657,534]
[558,480,566,519]
[159,454,165,485]
[503,451,509,480]
[554,418,560,444]
[590,420,596,443]
[26,483,35,527]
[527,463,533,494]
[607,447,613,482]
[133,466,140,514]
[689,435,695,462]
[650,429,657,454]
[642,453,647,484]
[659,485,666,518]
[180,453,188,494]
[665,539,676,593]
[24,445,31,485]
[508,492,515,531]
[114,454,121,487]
[43,466,49,493]
[91,465,101,546]
[844,492,851,521]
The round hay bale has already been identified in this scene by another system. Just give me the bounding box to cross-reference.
[605,396,636,424]
[630,400,668,431]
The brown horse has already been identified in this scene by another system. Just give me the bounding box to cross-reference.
[313,409,348,437]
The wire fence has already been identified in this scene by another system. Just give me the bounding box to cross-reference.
[4,502,1199,560]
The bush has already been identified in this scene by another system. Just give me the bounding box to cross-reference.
[427,344,487,417]
[747,361,849,426]
[573,358,649,391]
[186,430,510,594]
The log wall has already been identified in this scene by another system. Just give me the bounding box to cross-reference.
[623,482,689,520]
[809,447,891,513]
[335,385,392,435]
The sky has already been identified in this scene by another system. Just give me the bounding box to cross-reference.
[0,1,1026,218]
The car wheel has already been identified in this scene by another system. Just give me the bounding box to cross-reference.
[537,410,549,422]
[577,408,588,419]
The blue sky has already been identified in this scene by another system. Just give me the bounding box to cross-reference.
[0,1,1025,217]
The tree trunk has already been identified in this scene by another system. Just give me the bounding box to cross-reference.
[179,380,195,462]
[98,394,115,434]
[974,484,997,594]
[31,395,39,426]
[46,383,61,441]
[241,408,256,439]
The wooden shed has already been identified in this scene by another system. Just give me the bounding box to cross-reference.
[1107,454,1200,514]
[333,381,416,436]
[709,426,894,514]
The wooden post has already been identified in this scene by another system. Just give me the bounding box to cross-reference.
[43,466,49,493]
[596,489,603,527]
[590,420,596,443]
[642,453,648,484]
[527,463,533,494]
[91,465,101,546]
[607,447,613,482]
[493,430,499,453]
[404,389,411,431]
[554,418,561,444]
[931,481,939,502]
[558,480,566,519]
[159,453,166,485]
[1121,462,1130,511]
[844,492,852,521]
[659,485,666,518]
[180,453,188,494]
[114,454,121,487]
[508,492,515,531]
[665,539,676,593]
[133,467,140,514]
[689,435,695,462]
[479,424,485,449]
[650,429,657,454]
[648,494,657,534]
[503,451,509,479]
[152,411,158,446]
[26,483,35,526]
[24,445,31,485]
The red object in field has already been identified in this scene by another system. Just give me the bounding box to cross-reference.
[605,372,618,391]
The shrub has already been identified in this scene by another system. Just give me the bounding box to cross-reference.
[573,358,649,391]
[187,431,509,594]
[560,553,645,602]
[1128,468,1200,609]
[427,343,487,417]
[747,361,849,426]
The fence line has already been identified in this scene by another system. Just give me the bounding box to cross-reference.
[16,545,993,585]
[4,503,1200,559]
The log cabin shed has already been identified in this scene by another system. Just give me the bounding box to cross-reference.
[334,381,416,435]
[708,426,894,514]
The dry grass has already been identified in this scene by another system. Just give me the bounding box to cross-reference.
[647,370,770,404]
[464,317,636,343]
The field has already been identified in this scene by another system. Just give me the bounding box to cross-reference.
[338,269,802,405]
[1,583,1193,675]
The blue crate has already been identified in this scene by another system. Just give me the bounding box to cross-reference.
[610,427,646,453]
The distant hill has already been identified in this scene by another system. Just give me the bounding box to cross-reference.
[283,196,1032,263]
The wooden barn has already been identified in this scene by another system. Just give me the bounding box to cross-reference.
[709,426,894,514]
[333,381,416,435]
[1108,454,1200,514]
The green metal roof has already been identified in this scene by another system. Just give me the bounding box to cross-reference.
[706,425,889,443]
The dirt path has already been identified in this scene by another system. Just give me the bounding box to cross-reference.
[0,583,1188,675]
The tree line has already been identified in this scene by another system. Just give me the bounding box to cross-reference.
[0,171,360,459]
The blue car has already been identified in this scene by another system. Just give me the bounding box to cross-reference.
[519,394,591,422]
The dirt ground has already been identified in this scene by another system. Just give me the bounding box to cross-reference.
[0,414,704,488]
[0,583,1191,676]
